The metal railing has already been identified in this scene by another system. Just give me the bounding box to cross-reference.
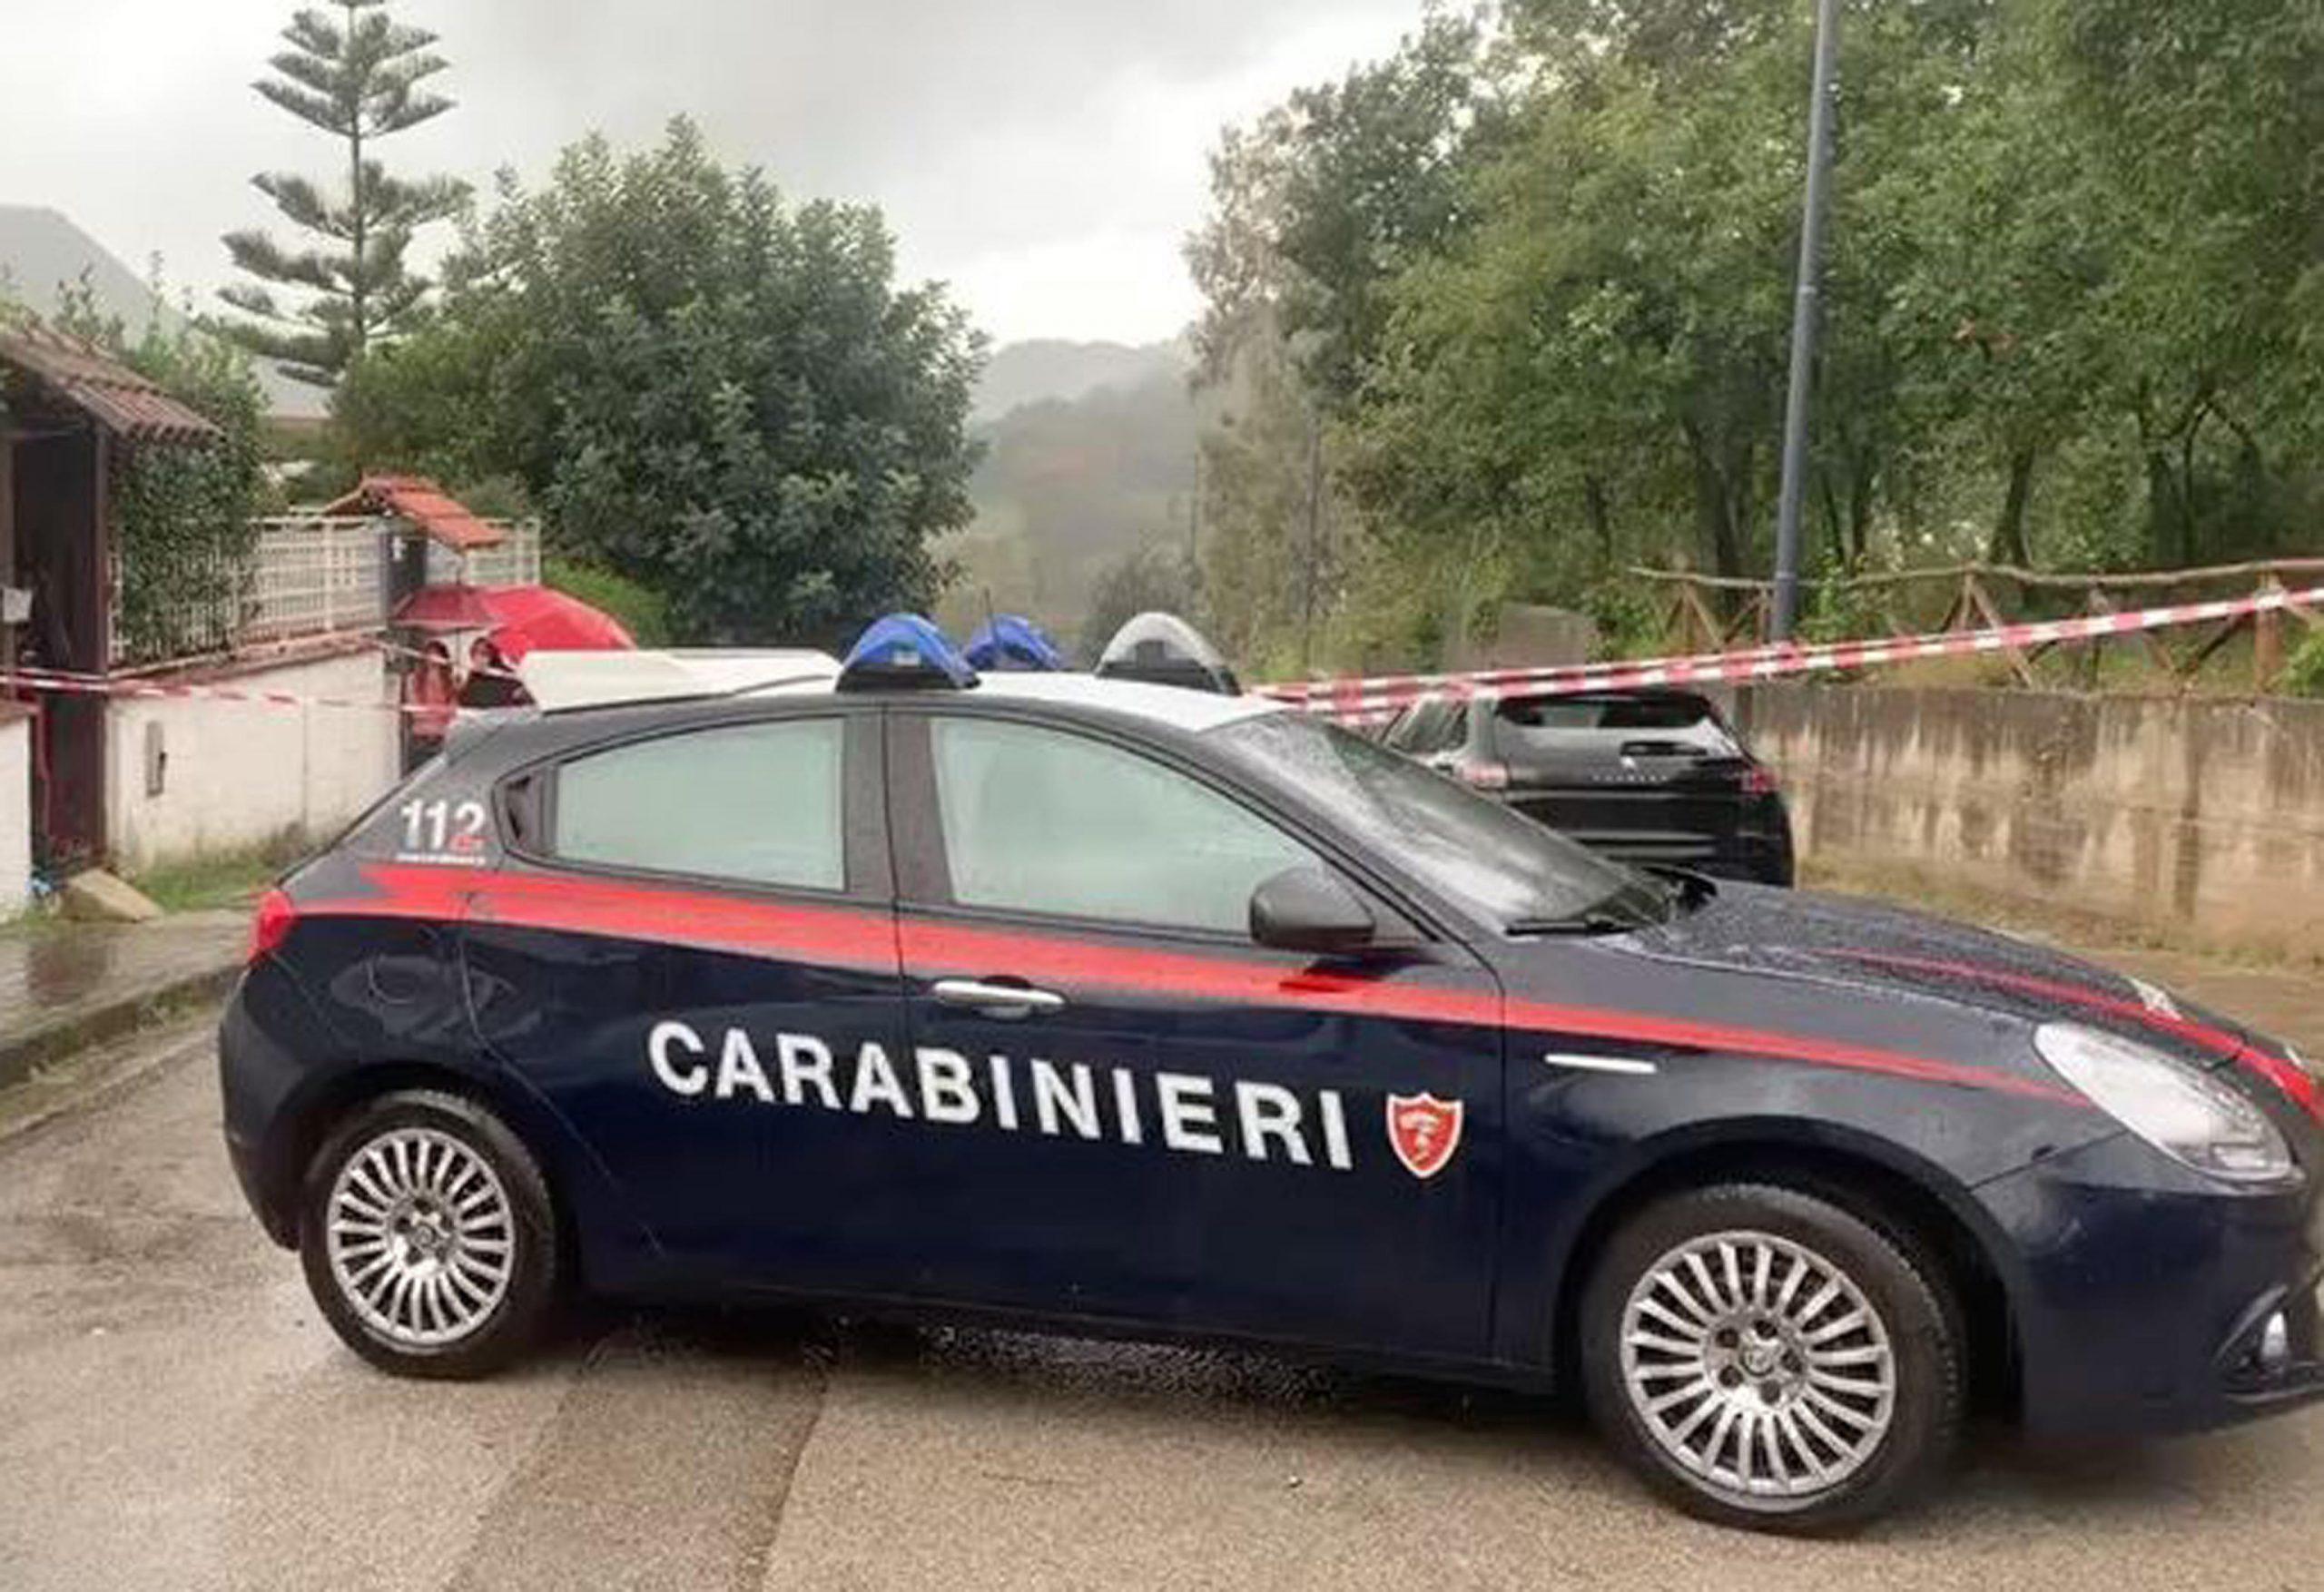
[246,516,389,641]
[113,515,546,671]
[431,519,542,589]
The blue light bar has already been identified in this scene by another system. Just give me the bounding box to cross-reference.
[963,614,1068,673]
[838,614,979,692]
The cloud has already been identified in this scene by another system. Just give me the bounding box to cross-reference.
[0,0,1422,344]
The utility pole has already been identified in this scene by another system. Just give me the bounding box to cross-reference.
[1770,0,1843,642]
[1188,443,1202,569]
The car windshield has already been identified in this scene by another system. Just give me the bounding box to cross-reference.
[1210,712,1670,931]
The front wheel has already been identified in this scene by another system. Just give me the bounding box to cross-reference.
[1580,1183,1963,1533]
[299,1089,560,1378]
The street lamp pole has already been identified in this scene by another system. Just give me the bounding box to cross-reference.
[1770,0,1843,643]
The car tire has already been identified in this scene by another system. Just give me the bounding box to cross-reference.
[1579,1182,1963,1533]
[298,1088,559,1379]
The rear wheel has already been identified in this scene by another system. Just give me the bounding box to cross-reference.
[299,1089,559,1378]
[1580,1183,1963,1532]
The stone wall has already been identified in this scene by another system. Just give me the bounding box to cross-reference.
[1739,685,2324,963]
[104,648,399,876]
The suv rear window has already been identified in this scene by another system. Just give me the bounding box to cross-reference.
[1492,693,1738,754]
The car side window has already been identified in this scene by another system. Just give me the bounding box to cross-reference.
[551,718,844,891]
[929,717,1318,936]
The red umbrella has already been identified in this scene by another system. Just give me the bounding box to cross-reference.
[393,584,635,663]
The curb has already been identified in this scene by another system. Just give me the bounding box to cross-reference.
[0,962,241,1094]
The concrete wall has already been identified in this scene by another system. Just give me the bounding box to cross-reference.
[105,649,399,876]
[0,710,28,914]
[1742,685,2324,963]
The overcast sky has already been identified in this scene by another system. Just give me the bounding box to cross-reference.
[0,0,1423,346]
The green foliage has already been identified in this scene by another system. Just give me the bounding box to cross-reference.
[1192,335,1345,670]
[49,282,270,665]
[219,0,467,387]
[339,120,984,649]
[1188,0,2324,672]
[1187,9,1495,407]
[544,555,673,648]
[1581,577,1668,660]
[2284,631,2324,701]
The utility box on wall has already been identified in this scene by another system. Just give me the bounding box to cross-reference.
[143,721,167,800]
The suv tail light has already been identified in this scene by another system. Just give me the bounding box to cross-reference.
[1455,759,1512,791]
[1741,763,1781,797]
[248,888,298,965]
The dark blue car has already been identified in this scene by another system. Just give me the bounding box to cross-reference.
[219,635,2324,1532]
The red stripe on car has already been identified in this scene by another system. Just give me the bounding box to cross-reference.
[312,862,2083,1107]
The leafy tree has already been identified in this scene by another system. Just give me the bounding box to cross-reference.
[1196,335,1341,669]
[340,120,985,646]
[2047,0,2324,566]
[1187,10,1498,408]
[1187,0,2324,673]
[219,0,467,388]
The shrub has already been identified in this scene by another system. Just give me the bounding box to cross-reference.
[545,556,674,647]
[2282,630,2324,699]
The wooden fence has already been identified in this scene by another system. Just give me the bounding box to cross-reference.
[1637,558,2324,692]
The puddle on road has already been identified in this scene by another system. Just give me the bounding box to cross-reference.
[19,929,120,1007]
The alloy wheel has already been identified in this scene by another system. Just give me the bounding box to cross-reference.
[323,1126,517,1348]
[1617,1228,1898,1503]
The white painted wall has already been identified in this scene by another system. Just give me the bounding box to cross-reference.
[0,713,29,914]
[105,650,400,876]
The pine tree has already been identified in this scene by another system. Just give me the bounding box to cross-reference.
[218,1,466,388]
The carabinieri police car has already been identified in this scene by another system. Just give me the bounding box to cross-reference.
[220,615,2324,1532]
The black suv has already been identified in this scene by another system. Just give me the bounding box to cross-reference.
[1383,687,1795,886]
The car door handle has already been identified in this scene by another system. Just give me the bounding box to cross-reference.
[931,978,1067,1018]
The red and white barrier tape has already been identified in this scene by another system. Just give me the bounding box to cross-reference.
[1,580,2309,721]
[1,663,428,715]
[1258,584,2324,724]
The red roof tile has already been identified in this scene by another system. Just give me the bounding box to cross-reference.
[0,325,222,446]
[320,474,507,551]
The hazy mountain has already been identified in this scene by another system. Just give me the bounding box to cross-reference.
[939,355,1216,648]
[974,337,1188,421]
[0,204,324,422]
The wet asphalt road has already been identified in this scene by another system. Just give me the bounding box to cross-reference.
[5,994,2324,1591]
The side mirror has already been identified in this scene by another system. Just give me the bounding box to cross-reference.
[1249,865,1376,955]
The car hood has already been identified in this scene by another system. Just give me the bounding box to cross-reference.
[1613,880,2274,1076]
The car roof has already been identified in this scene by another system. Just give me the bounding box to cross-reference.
[952,671,1283,732]
[522,649,840,711]
[507,663,1286,750]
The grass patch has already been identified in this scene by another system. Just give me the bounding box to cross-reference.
[131,838,309,915]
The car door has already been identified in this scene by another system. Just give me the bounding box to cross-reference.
[881,706,1506,1360]
[460,707,917,1288]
